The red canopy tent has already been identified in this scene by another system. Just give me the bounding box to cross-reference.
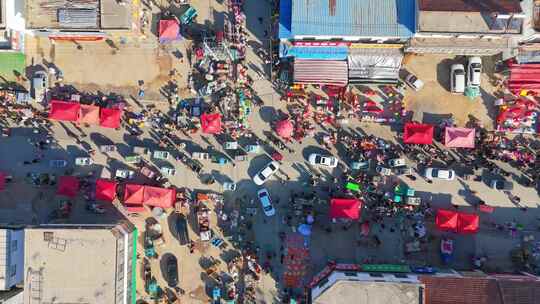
[124,184,145,204]
[276,119,294,139]
[57,176,79,198]
[329,198,361,220]
[201,113,222,134]
[159,19,180,43]
[95,179,117,202]
[78,104,100,125]
[457,212,479,234]
[99,108,122,129]
[403,123,434,145]
[49,100,80,122]
[0,172,5,191]
[435,209,458,232]
[143,186,176,209]
[444,127,475,148]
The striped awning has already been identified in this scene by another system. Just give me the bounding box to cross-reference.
[293,60,348,86]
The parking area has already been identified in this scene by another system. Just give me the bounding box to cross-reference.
[403,54,500,128]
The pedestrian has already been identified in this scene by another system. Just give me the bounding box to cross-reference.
[258,17,263,24]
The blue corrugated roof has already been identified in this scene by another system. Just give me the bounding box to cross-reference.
[288,0,416,38]
[279,0,293,39]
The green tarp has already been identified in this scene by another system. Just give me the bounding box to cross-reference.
[0,52,25,82]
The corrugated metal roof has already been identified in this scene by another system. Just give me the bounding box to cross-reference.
[58,8,98,28]
[289,0,415,38]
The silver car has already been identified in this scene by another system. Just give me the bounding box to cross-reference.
[253,161,280,185]
[308,153,338,168]
[424,168,455,181]
[160,166,176,176]
[153,151,170,160]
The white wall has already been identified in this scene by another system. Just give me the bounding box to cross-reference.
[6,229,24,289]
[5,0,26,32]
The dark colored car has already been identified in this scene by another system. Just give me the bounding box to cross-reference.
[175,213,190,246]
[165,255,178,287]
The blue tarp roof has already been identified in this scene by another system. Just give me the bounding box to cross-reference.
[280,45,349,60]
[281,0,415,39]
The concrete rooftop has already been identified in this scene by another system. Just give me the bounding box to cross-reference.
[314,281,422,304]
[23,228,118,304]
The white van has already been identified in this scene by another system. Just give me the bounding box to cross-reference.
[450,64,465,94]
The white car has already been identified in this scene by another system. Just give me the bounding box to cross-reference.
[308,153,338,168]
[388,158,406,167]
[404,73,424,91]
[450,64,465,94]
[75,157,93,166]
[253,161,280,185]
[115,169,134,179]
[424,168,455,181]
[467,57,482,88]
[160,166,176,176]
[257,188,276,216]
[153,151,170,160]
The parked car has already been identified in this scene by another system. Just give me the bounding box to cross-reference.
[388,158,406,167]
[257,188,276,216]
[308,153,338,168]
[404,73,424,91]
[165,255,179,287]
[115,169,135,179]
[133,146,149,155]
[467,57,482,88]
[253,161,280,185]
[140,166,157,179]
[425,168,455,181]
[153,150,170,160]
[376,166,392,176]
[125,155,142,164]
[395,167,413,176]
[49,160,67,168]
[75,157,93,166]
[160,166,176,176]
[175,213,190,246]
[490,180,514,191]
[99,145,116,153]
[450,64,466,94]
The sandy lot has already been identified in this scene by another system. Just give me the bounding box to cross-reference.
[403,53,499,129]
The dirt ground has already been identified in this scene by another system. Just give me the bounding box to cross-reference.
[403,53,500,129]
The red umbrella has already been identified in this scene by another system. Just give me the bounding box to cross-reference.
[276,119,294,138]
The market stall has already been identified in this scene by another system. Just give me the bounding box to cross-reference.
[293,60,348,87]
[95,179,117,202]
[56,176,80,198]
[444,127,475,148]
[49,100,81,122]
[403,123,434,145]
[329,198,361,221]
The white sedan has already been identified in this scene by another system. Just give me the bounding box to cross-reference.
[424,168,455,181]
[253,161,280,185]
[308,153,338,168]
[257,188,276,216]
